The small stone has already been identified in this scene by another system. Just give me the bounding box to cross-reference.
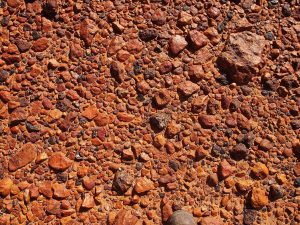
[9,143,37,171]
[177,81,199,97]
[82,177,95,190]
[82,105,99,120]
[139,29,158,41]
[250,187,268,209]
[169,35,188,55]
[207,7,221,18]
[162,201,173,222]
[81,193,95,209]
[16,39,31,52]
[159,61,173,74]
[113,171,133,194]
[166,121,181,137]
[32,37,49,52]
[188,64,204,81]
[39,181,53,198]
[294,163,300,176]
[110,61,125,83]
[188,30,208,49]
[150,114,168,131]
[259,139,273,151]
[178,11,193,25]
[0,178,13,197]
[167,210,196,225]
[134,177,155,194]
[230,143,249,160]
[199,114,217,128]
[136,80,150,95]
[48,152,72,171]
[80,19,98,46]
[218,160,235,180]
[251,162,269,179]
[201,216,223,225]
[52,183,70,199]
[269,184,284,200]
[154,89,171,107]
[113,209,138,225]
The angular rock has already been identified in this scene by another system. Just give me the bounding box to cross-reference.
[80,19,98,46]
[81,193,95,209]
[139,29,158,41]
[201,216,223,225]
[154,89,171,107]
[48,152,72,171]
[52,183,70,199]
[199,114,217,128]
[32,37,49,52]
[169,35,188,55]
[16,39,31,52]
[82,105,98,120]
[218,160,235,180]
[113,209,138,225]
[188,64,204,81]
[9,143,37,171]
[259,139,273,151]
[188,30,208,49]
[113,171,134,194]
[230,143,249,160]
[0,178,13,197]
[251,162,269,179]
[217,31,266,84]
[134,177,155,194]
[250,187,268,209]
[177,81,199,97]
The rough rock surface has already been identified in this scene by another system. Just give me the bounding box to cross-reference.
[217,31,266,84]
[0,1,299,224]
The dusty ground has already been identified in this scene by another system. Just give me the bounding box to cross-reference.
[0,0,299,224]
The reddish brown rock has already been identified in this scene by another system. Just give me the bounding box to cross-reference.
[178,11,193,25]
[177,81,199,97]
[159,61,173,74]
[217,31,266,84]
[69,42,84,59]
[32,37,49,52]
[154,89,171,107]
[39,181,53,198]
[48,152,72,171]
[80,19,98,46]
[113,209,138,225]
[199,114,217,128]
[9,143,37,171]
[82,105,99,120]
[169,35,188,55]
[250,187,268,209]
[0,178,13,197]
[188,30,208,49]
[201,216,223,225]
[52,183,70,199]
[188,64,204,81]
[16,39,31,52]
[218,160,235,180]
[259,139,273,151]
[251,162,269,179]
[82,177,95,190]
[134,177,155,194]
[81,193,95,209]
[136,80,150,95]
[113,171,133,194]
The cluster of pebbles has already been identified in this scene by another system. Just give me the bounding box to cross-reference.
[0,0,299,224]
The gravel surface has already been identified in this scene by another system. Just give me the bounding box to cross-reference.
[0,0,299,224]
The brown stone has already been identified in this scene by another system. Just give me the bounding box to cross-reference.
[188,64,204,81]
[39,181,53,198]
[82,105,99,120]
[251,162,269,179]
[154,89,171,107]
[9,143,37,171]
[201,216,223,225]
[113,209,138,225]
[250,187,268,209]
[217,31,266,84]
[136,80,150,95]
[0,178,13,197]
[159,61,173,74]
[16,39,31,52]
[32,37,49,52]
[188,30,208,49]
[177,81,199,97]
[218,160,235,180]
[259,139,273,151]
[113,171,134,194]
[52,183,70,199]
[80,19,98,46]
[199,114,217,128]
[81,193,95,209]
[169,35,188,55]
[48,152,72,171]
[82,177,95,190]
[134,177,155,194]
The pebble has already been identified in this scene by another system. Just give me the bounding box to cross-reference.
[169,35,188,55]
[48,152,72,171]
[9,143,37,171]
[250,187,268,209]
[134,177,155,194]
[0,178,13,197]
[167,210,196,225]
